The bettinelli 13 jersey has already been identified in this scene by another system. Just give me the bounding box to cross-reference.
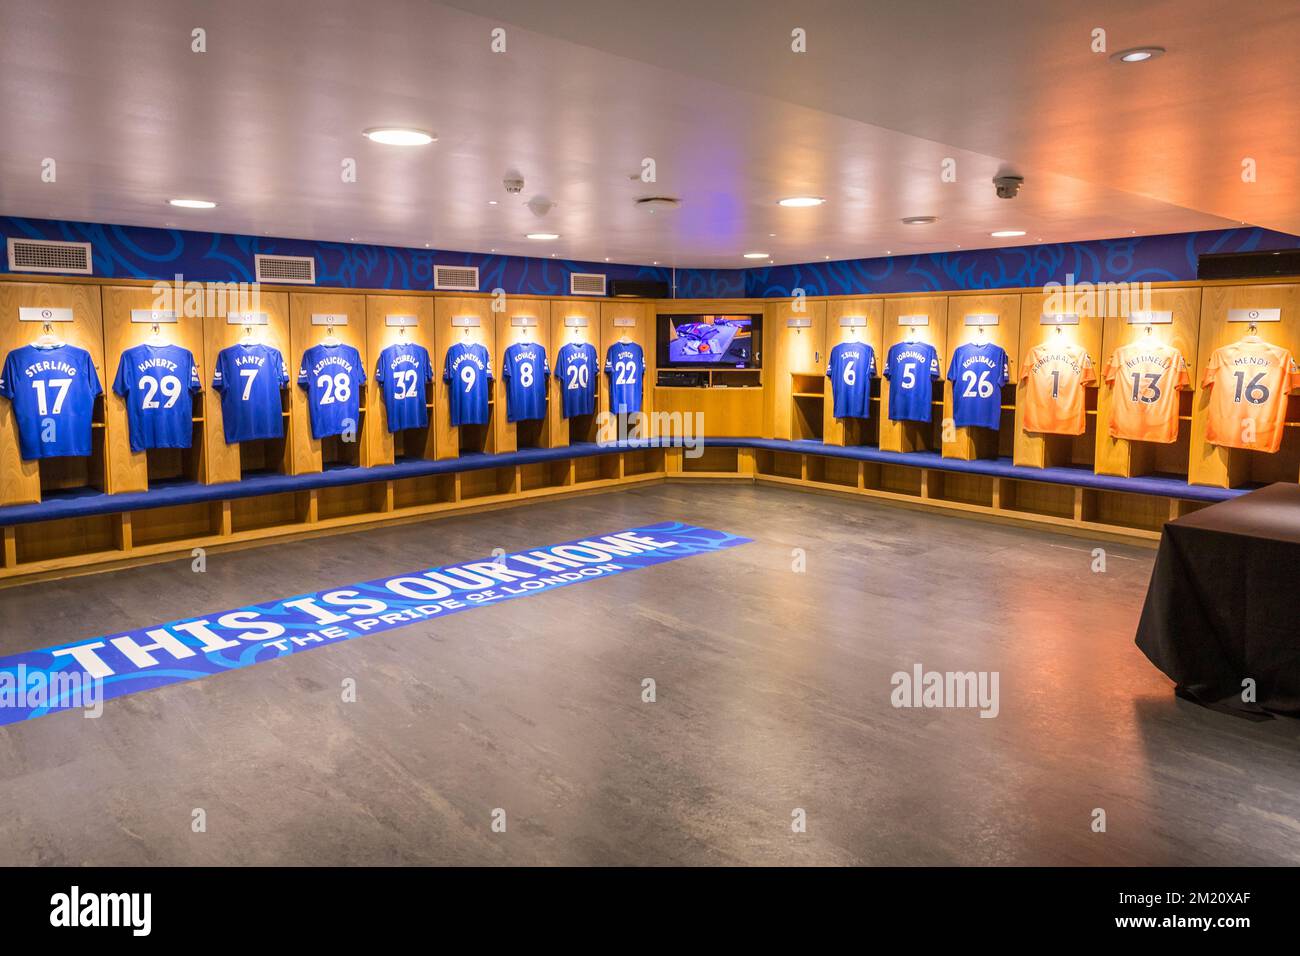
[443,341,493,427]
[1103,342,1189,444]
[947,341,1010,431]
[883,340,941,422]
[556,341,598,419]
[605,341,646,414]
[113,343,202,452]
[826,341,876,419]
[211,343,290,444]
[374,342,433,433]
[1019,341,1097,435]
[0,343,103,460]
[501,342,550,423]
[1201,337,1300,452]
[298,343,366,440]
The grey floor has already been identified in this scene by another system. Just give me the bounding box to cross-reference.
[1,483,1298,866]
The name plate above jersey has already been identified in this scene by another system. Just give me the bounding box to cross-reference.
[18,307,73,323]
[130,309,178,325]
[451,315,481,328]
[786,317,812,329]
[385,314,418,328]
[510,315,539,328]
[1127,310,1173,325]
[612,317,637,328]
[311,313,349,327]
[897,314,929,327]
[838,316,867,328]
[1227,307,1281,323]
[1040,312,1080,326]
[963,313,1000,327]
[563,316,590,328]
[226,311,269,326]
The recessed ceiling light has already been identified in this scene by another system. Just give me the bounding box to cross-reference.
[777,196,825,207]
[168,198,216,209]
[990,230,1026,238]
[743,252,769,259]
[487,200,498,206]
[526,232,560,240]
[902,216,938,225]
[362,127,436,146]
[1111,46,1165,63]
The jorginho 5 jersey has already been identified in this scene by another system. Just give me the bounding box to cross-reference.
[883,341,941,422]
[1019,342,1097,435]
[556,341,598,418]
[375,342,433,433]
[112,343,202,452]
[1202,337,1300,452]
[0,343,102,460]
[1103,342,1189,444]
[826,341,876,419]
[947,342,1010,430]
[443,341,493,427]
[502,342,550,423]
[298,343,366,440]
[605,341,646,414]
[211,343,290,444]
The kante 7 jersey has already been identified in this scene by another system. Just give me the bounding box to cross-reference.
[1201,337,1300,452]
[1102,342,1189,444]
[298,343,366,440]
[0,343,102,460]
[443,341,492,427]
[883,340,941,422]
[556,341,598,418]
[826,341,876,419]
[1019,342,1097,435]
[113,343,203,452]
[947,342,1010,430]
[211,343,290,444]
[502,342,550,422]
[605,341,646,414]
[374,342,433,433]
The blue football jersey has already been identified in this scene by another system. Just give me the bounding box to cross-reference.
[112,343,202,453]
[443,341,493,427]
[947,342,1010,430]
[375,342,433,433]
[298,343,366,440]
[0,343,102,460]
[501,342,550,423]
[604,341,646,414]
[556,341,598,418]
[211,343,289,444]
[827,341,877,419]
[884,341,941,423]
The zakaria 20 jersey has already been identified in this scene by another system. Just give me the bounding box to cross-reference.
[0,343,102,460]
[502,342,550,422]
[605,341,646,414]
[211,343,290,444]
[112,343,202,452]
[298,343,366,440]
[443,341,492,427]
[826,341,876,419]
[1019,342,1097,435]
[1103,342,1189,444]
[947,341,1010,430]
[374,342,433,433]
[556,341,598,418]
[883,340,941,422]
[1202,337,1300,452]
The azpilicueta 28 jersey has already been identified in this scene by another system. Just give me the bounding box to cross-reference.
[883,340,941,422]
[298,343,366,440]
[1201,337,1300,452]
[374,342,433,433]
[211,343,290,444]
[947,341,1010,430]
[501,342,550,423]
[443,341,493,427]
[1019,342,1097,435]
[826,341,876,419]
[1102,342,1189,444]
[556,341,598,418]
[605,341,646,414]
[113,343,202,452]
[0,343,102,460]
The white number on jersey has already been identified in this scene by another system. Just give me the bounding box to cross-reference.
[566,364,589,389]
[32,378,73,415]
[141,374,183,409]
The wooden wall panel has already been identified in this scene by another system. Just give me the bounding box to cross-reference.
[766,299,826,439]
[879,295,948,453]
[364,294,436,466]
[942,294,1021,461]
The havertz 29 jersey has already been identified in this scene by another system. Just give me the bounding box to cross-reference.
[502,342,550,422]
[826,341,876,419]
[374,342,433,433]
[1019,342,1097,435]
[443,341,493,427]
[1103,342,1189,444]
[212,343,290,444]
[298,343,366,440]
[0,343,102,460]
[605,341,646,414]
[1201,337,1300,452]
[556,341,598,418]
[947,342,1010,430]
[113,343,203,452]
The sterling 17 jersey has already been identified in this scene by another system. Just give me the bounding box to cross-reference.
[826,341,876,419]
[502,342,550,422]
[947,342,1010,430]
[883,340,941,422]
[1019,342,1097,435]
[605,341,646,414]
[113,343,202,452]
[212,343,290,444]
[374,342,433,433]
[0,343,102,460]
[298,343,366,440]
[556,341,598,418]
[1103,342,1189,444]
[1201,337,1300,452]
[443,341,493,427]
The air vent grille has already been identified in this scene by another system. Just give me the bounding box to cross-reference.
[7,238,93,275]
[434,265,480,291]
[254,254,316,284]
[570,272,607,296]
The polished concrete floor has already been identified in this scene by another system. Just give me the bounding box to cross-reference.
[1,483,1298,866]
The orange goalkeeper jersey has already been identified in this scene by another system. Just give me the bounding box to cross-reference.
[1020,342,1097,435]
[1103,342,1190,444]
[1202,337,1300,453]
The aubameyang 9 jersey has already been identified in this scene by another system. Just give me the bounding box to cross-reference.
[826,341,876,419]
[211,343,290,444]
[0,343,102,460]
[112,343,202,452]
[604,341,646,414]
[443,341,493,427]
[947,341,1010,430]
[501,342,550,423]
[374,342,433,433]
[298,343,366,440]
[884,340,941,422]
[556,341,598,418]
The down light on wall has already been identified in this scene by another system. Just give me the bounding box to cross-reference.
[990,230,1027,238]
[168,198,217,209]
[1110,46,1165,63]
[743,252,769,259]
[902,216,938,225]
[362,127,436,146]
[526,232,560,240]
[777,196,826,207]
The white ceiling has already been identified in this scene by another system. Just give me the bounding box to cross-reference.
[1,0,1295,268]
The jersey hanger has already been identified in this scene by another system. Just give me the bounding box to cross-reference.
[320,325,341,347]
[34,322,64,348]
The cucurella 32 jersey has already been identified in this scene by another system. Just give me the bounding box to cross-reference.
[375,342,433,433]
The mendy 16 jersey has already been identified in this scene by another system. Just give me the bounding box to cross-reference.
[501,342,550,423]
[1201,337,1300,453]
[443,341,493,427]
[884,340,941,422]
[556,341,598,418]
[826,341,876,419]
[211,343,290,444]
[112,343,202,452]
[947,341,1010,430]
[0,343,103,460]
[605,341,646,414]
[298,343,366,440]
[374,342,433,433]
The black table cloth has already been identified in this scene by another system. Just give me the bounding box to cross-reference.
[1136,482,1300,718]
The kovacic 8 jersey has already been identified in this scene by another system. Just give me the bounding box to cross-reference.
[211,343,290,444]
[826,341,876,419]
[0,343,102,460]
[112,343,202,452]
[947,341,1010,430]
[1202,337,1300,452]
[443,341,492,427]
[298,343,366,440]
[605,341,646,414]
[884,340,941,422]
[556,341,598,418]
[374,342,433,433]
[1103,342,1189,444]
[1020,342,1096,435]
[501,342,550,422]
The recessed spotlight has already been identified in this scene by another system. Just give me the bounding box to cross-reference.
[1111,46,1165,63]
[168,198,216,209]
[487,200,498,206]
[526,232,560,240]
[991,230,1026,238]
[362,127,436,146]
[902,216,938,225]
[743,252,769,259]
[777,196,825,207]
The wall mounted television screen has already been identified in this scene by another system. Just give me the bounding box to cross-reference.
[658,314,762,368]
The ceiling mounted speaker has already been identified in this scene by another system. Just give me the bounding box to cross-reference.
[1198,249,1300,280]
[609,278,669,298]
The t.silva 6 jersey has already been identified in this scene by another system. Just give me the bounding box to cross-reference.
[113,343,202,452]
[211,343,290,444]
[605,341,646,414]
[556,341,598,418]
[1201,337,1300,452]
[374,342,433,433]
[298,343,366,440]
[0,343,103,460]
[443,341,493,427]
[1019,342,1097,435]
[1102,342,1189,444]
[883,340,941,422]
[826,341,876,419]
[501,342,550,422]
[947,342,1010,430]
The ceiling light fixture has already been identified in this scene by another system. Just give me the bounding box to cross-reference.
[902,216,938,225]
[526,232,560,240]
[990,230,1026,238]
[168,198,216,209]
[362,127,436,146]
[743,252,769,259]
[1111,46,1166,63]
[777,196,825,207]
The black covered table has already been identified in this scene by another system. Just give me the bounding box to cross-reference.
[1136,482,1300,718]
